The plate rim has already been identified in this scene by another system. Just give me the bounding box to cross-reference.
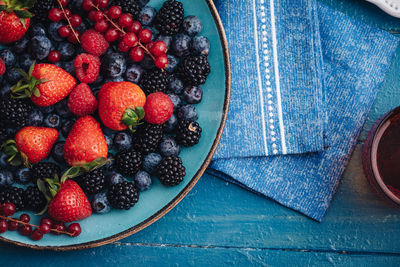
[0,0,231,251]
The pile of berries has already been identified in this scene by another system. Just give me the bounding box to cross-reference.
[0,0,211,242]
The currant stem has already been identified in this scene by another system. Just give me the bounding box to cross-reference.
[57,0,80,43]
[0,215,74,237]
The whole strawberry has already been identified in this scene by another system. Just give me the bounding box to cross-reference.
[11,62,77,107]
[68,83,98,116]
[64,115,108,166]
[144,92,173,124]
[0,0,33,44]
[2,126,59,166]
[98,81,146,131]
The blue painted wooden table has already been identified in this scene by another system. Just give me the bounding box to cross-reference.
[1,0,400,265]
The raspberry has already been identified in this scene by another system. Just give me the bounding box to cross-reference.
[0,58,5,76]
[80,29,110,56]
[74,53,101,84]
[144,92,173,124]
[68,83,98,116]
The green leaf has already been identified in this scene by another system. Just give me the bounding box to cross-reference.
[135,107,145,120]
[14,9,33,19]
[122,108,139,126]
[33,87,40,97]
[19,18,26,29]
[28,60,36,77]
[20,152,31,168]
[60,166,82,183]
[14,68,28,79]
[24,0,37,9]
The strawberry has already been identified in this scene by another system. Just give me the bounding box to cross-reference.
[2,126,59,166]
[10,62,77,107]
[48,180,92,222]
[68,83,98,116]
[0,0,33,44]
[144,92,173,124]
[64,115,108,166]
[98,81,146,131]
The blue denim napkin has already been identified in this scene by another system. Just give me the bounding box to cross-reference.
[209,0,399,221]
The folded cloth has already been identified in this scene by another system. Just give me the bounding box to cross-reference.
[209,0,399,221]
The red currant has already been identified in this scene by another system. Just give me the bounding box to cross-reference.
[58,25,72,38]
[40,217,53,226]
[118,41,130,52]
[19,225,32,236]
[129,46,144,62]
[126,20,141,34]
[2,203,15,216]
[68,31,81,44]
[52,222,66,235]
[67,223,82,237]
[97,0,109,9]
[64,8,72,18]
[60,0,68,7]
[146,41,155,51]
[31,229,44,241]
[94,20,109,33]
[108,6,122,19]
[48,8,63,22]
[82,0,95,11]
[39,223,51,234]
[155,54,169,69]
[88,10,97,21]
[70,14,82,28]
[105,28,119,42]
[122,33,138,47]
[0,220,7,233]
[8,220,18,231]
[151,41,167,57]
[48,50,61,63]
[19,214,30,223]
[138,29,152,43]
[119,13,133,28]
[93,11,104,21]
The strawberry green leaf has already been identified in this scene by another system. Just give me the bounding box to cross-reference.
[14,9,33,19]
[0,5,6,12]
[19,17,26,29]
[33,87,40,97]
[135,107,145,120]
[28,60,36,77]
[60,166,82,183]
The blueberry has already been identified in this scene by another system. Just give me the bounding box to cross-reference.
[167,93,181,111]
[52,141,65,163]
[142,153,162,175]
[75,18,88,33]
[39,105,55,114]
[172,34,191,57]
[14,168,31,184]
[113,132,132,150]
[0,170,13,186]
[28,109,44,126]
[30,35,52,60]
[102,53,127,78]
[6,128,16,138]
[0,153,8,168]
[164,113,178,133]
[125,64,143,84]
[134,171,152,191]
[105,135,113,150]
[0,50,16,68]
[139,6,156,26]
[58,42,76,61]
[44,114,61,128]
[183,86,203,104]
[61,120,75,138]
[138,0,150,6]
[160,136,180,157]
[103,127,117,136]
[191,36,210,56]
[168,76,184,94]
[70,0,84,10]
[104,76,124,83]
[165,54,179,73]
[0,83,11,98]
[48,22,64,42]
[55,99,73,118]
[157,35,172,50]
[140,55,155,70]
[29,23,46,37]
[12,36,29,53]
[91,192,111,214]
[18,53,35,70]
[177,104,198,121]
[61,61,75,75]
[106,171,123,186]
[5,68,23,84]
[183,16,203,36]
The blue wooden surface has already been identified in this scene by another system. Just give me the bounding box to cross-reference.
[1,0,400,265]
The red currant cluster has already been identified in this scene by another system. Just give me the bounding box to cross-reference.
[0,202,81,241]
[48,0,82,44]
[82,0,168,69]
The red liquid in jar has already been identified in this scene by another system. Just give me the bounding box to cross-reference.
[377,113,400,198]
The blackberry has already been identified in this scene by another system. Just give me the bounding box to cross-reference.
[0,123,10,144]
[24,186,46,212]
[107,181,139,210]
[0,186,25,211]
[0,96,32,129]
[139,69,168,95]
[178,55,210,86]
[154,0,184,36]
[76,169,106,195]
[133,123,163,154]
[157,156,185,186]
[31,162,60,182]
[176,120,202,147]
[112,0,141,20]
[115,150,142,176]
[30,0,56,23]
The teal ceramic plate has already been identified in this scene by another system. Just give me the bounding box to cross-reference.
[0,0,230,250]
